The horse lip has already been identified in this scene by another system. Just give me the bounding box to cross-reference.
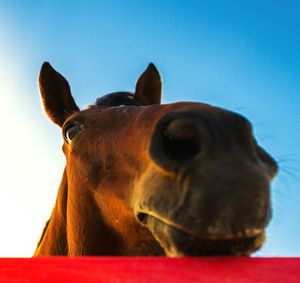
[137,211,264,240]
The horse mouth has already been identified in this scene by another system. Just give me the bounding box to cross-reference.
[137,212,266,257]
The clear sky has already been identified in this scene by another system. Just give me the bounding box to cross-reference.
[0,0,299,257]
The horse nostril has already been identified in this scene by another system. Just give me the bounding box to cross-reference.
[137,212,148,225]
[162,118,201,162]
[150,114,204,172]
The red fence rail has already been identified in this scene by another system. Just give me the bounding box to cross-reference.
[0,257,299,283]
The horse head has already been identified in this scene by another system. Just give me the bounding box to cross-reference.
[35,62,277,256]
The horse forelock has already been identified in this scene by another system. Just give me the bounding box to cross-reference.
[92,92,141,108]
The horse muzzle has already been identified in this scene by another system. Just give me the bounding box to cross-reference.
[134,108,277,256]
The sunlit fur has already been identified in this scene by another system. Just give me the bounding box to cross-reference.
[35,62,277,256]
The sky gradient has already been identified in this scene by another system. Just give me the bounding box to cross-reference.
[0,0,299,256]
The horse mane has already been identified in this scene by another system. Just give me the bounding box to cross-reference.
[35,169,68,255]
[36,219,50,248]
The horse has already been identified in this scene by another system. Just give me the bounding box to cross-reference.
[35,62,277,256]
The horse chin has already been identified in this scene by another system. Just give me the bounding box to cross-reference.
[140,213,266,257]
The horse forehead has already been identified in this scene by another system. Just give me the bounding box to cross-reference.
[81,101,236,127]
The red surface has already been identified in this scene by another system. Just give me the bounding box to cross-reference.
[0,257,299,283]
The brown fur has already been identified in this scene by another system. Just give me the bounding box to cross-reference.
[35,63,277,256]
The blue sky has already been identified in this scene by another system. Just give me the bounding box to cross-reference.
[0,0,299,256]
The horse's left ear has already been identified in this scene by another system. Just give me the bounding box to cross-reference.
[38,62,79,127]
[135,63,162,105]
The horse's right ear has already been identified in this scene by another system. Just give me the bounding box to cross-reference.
[135,63,162,105]
[38,62,79,127]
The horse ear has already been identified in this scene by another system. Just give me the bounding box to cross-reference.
[38,62,79,127]
[135,63,162,105]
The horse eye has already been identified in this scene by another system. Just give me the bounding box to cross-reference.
[63,122,82,143]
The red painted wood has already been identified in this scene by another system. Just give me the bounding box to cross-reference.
[0,257,299,283]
